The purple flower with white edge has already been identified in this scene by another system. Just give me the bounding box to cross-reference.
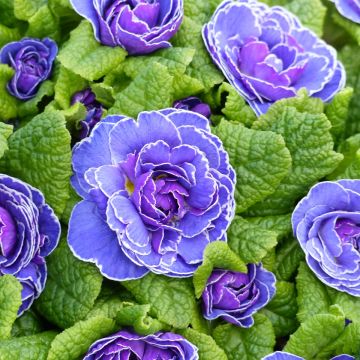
[84,330,198,359]
[203,0,346,115]
[292,180,360,297]
[331,0,360,24]
[173,97,212,119]
[0,175,60,314]
[202,264,276,327]
[71,88,104,139]
[332,356,355,360]
[69,0,184,55]
[0,38,57,100]
[262,353,355,360]
[68,109,235,280]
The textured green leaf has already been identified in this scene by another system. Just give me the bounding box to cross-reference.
[284,305,345,359]
[0,64,18,120]
[110,62,173,118]
[0,0,18,27]
[14,0,46,20]
[0,275,22,340]
[2,110,72,216]
[181,328,228,360]
[172,73,204,100]
[193,241,247,298]
[213,120,291,213]
[327,322,360,356]
[26,5,59,40]
[263,281,298,337]
[0,122,12,161]
[36,239,103,329]
[333,12,360,45]
[11,311,44,338]
[47,316,115,360]
[173,16,223,90]
[0,331,57,360]
[274,237,304,281]
[0,24,20,48]
[123,273,197,329]
[228,217,278,263]
[213,314,275,360]
[250,103,343,215]
[326,87,354,141]
[90,83,115,109]
[58,21,127,81]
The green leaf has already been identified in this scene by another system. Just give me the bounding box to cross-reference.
[297,262,360,324]
[47,316,115,360]
[0,122,12,161]
[123,273,197,329]
[35,239,103,329]
[325,87,353,141]
[262,281,298,337]
[193,241,247,298]
[26,5,59,40]
[110,62,173,118]
[274,237,304,281]
[181,328,228,360]
[0,24,20,48]
[2,110,72,216]
[213,314,275,360]
[284,305,346,359]
[0,0,18,27]
[212,120,291,213]
[286,0,326,36]
[116,303,167,335]
[172,73,204,100]
[0,64,18,120]
[0,275,22,340]
[327,322,360,356]
[60,186,81,225]
[173,16,223,90]
[0,331,57,360]
[227,217,278,264]
[250,102,343,215]
[90,83,115,109]
[11,311,44,338]
[58,21,127,81]
[14,0,46,20]
[333,12,360,46]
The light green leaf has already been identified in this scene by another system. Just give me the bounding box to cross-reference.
[2,110,72,216]
[0,24,20,48]
[227,217,278,263]
[123,273,197,329]
[47,316,116,360]
[173,73,204,100]
[0,122,12,161]
[0,275,22,340]
[250,103,343,215]
[58,21,127,81]
[0,64,18,120]
[110,62,173,118]
[327,322,360,356]
[60,186,81,225]
[193,241,247,298]
[0,331,57,360]
[91,83,115,109]
[181,328,228,360]
[213,314,275,360]
[284,305,345,359]
[14,0,46,20]
[333,12,360,46]
[263,281,298,337]
[36,239,103,329]
[11,311,44,338]
[26,5,59,40]
[212,120,291,213]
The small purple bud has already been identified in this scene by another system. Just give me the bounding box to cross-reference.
[173,97,212,119]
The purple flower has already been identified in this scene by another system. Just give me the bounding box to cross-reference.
[69,0,184,55]
[71,88,104,139]
[68,109,235,280]
[0,175,60,314]
[203,0,346,115]
[173,97,212,119]
[0,38,57,100]
[331,0,360,24]
[262,353,355,360]
[84,330,198,359]
[202,264,276,327]
[292,180,360,297]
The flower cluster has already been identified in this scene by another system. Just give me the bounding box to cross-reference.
[69,109,235,280]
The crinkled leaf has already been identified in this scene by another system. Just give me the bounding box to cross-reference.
[213,314,275,360]
[47,316,116,360]
[11,311,44,338]
[110,62,173,118]
[0,122,12,161]
[250,104,343,215]
[90,83,115,109]
[0,64,18,120]
[0,275,22,340]
[263,281,299,337]
[172,73,204,100]
[26,5,59,40]
[14,0,46,20]
[193,241,247,298]
[284,305,346,359]
[227,217,278,264]
[0,331,57,360]
[327,322,360,356]
[123,273,197,329]
[0,24,20,48]
[0,0,18,27]
[35,239,103,329]
[58,21,127,81]
[2,110,72,216]
[213,120,291,213]
[181,328,228,360]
